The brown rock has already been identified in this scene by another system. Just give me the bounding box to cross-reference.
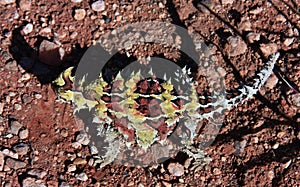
[226,36,247,57]
[221,0,234,5]
[73,158,87,165]
[74,8,86,21]
[260,43,278,58]
[167,162,185,177]
[5,158,26,170]
[18,0,31,11]
[0,0,15,5]
[39,40,64,66]
[91,0,105,12]
[246,32,260,43]
[264,73,278,89]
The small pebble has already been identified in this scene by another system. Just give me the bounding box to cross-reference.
[239,20,252,31]
[4,30,11,38]
[22,177,46,187]
[70,31,78,39]
[260,43,278,58]
[4,182,11,187]
[282,159,292,169]
[91,0,105,12]
[34,93,42,99]
[4,61,18,71]
[22,23,33,35]
[264,73,278,89]
[277,131,286,138]
[268,170,275,180]
[162,181,172,187]
[13,10,19,19]
[213,168,221,175]
[253,136,259,144]
[19,129,29,139]
[283,38,294,47]
[272,143,279,149]
[60,128,68,137]
[276,14,286,22]
[67,164,77,172]
[13,143,29,156]
[71,0,82,2]
[9,92,16,97]
[10,121,22,135]
[5,158,26,170]
[39,40,63,66]
[0,0,15,5]
[59,182,71,187]
[249,6,263,15]
[73,158,87,165]
[27,168,47,178]
[184,158,192,168]
[158,2,164,8]
[221,0,233,5]
[290,93,300,108]
[74,9,86,20]
[20,73,31,81]
[89,145,98,155]
[39,27,52,34]
[226,36,247,57]
[71,142,82,149]
[246,32,260,43]
[0,152,4,171]
[18,0,31,11]
[76,172,88,181]
[116,15,122,22]
[234,140,247,154]
[0,103,4,115]
[14,103,22,111]
[88,158,94,166]
[75,131,90,145]
[2,149,18,159]
[22,94,32,104]
[167,162,185,177]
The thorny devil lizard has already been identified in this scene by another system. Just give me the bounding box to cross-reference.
[52,52,280,170]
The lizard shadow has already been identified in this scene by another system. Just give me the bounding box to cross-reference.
[9,27,87,84]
